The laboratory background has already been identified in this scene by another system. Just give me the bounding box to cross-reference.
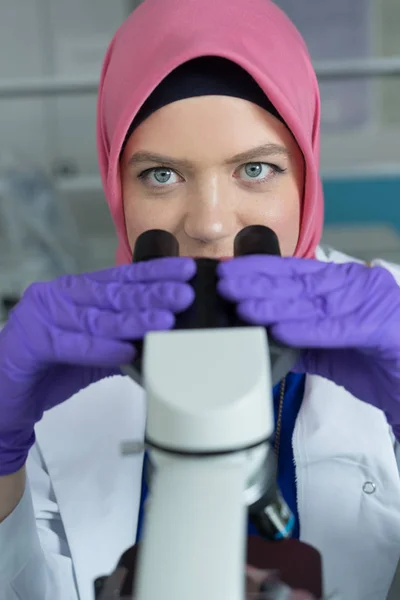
[0,0,399,324]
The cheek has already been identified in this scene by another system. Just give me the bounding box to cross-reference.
[123,193,161,249]
[121,167,165,248]
[273,193,301,257]
[276,212,300,256]
[122,182,186,251]
[273,165,304,256]
[243,182,301,257]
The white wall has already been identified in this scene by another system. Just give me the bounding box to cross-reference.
[277,0,400,174]
[0,0,131,173]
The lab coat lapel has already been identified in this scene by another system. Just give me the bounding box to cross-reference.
[297,373,393,463]
[35,375,146,600]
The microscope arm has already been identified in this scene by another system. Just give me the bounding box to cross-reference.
[135,453,248,600]
[134,327,274,600]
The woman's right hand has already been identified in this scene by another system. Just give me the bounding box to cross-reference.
[0,257,196,476]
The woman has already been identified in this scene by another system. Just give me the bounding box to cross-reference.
[1,0,400,598]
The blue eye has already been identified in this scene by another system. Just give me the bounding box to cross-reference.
[239,162,274,182]
[139,167,181,186]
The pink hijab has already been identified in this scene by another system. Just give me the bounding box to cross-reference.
[97,0,323,265]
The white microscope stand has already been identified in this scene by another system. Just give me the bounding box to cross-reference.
[134,326,275,600]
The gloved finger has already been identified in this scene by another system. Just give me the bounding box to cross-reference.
[236,294,364,324]
[41,365,123,411]
[291,348,348,376]
[218,255,329,278]
[45,306,176,339]
[40,329,137,366]
[82,257,196,284]
[218,273,342,302]
[55,280,195,312]
[218,262,370,301]
[236,298,314,323]
[268,314,377,349]
[291,347,374,407]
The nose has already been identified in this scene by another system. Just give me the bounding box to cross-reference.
[183,183,237,245]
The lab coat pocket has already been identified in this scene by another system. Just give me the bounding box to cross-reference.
[298,457,400,600]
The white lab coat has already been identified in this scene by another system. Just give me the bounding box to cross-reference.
[1,246,400,600]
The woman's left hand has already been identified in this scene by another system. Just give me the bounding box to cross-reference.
[217,256,400,430]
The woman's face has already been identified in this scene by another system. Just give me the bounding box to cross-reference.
[120,95,304,258]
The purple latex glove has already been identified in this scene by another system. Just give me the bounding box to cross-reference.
[0,257,195,475]
[218,256,400,430]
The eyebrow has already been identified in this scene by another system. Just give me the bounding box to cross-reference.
[225,143,291,165]
[127,143,290,170]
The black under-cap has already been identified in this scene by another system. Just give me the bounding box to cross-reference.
[122,56,284,150]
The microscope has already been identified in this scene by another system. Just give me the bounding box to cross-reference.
[94,225,324,600]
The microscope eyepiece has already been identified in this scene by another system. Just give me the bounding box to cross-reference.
[234,225,281,257]
[132,229,179,262]
[133,224,281,261]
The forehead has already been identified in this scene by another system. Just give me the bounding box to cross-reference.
[123,95,298,159]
